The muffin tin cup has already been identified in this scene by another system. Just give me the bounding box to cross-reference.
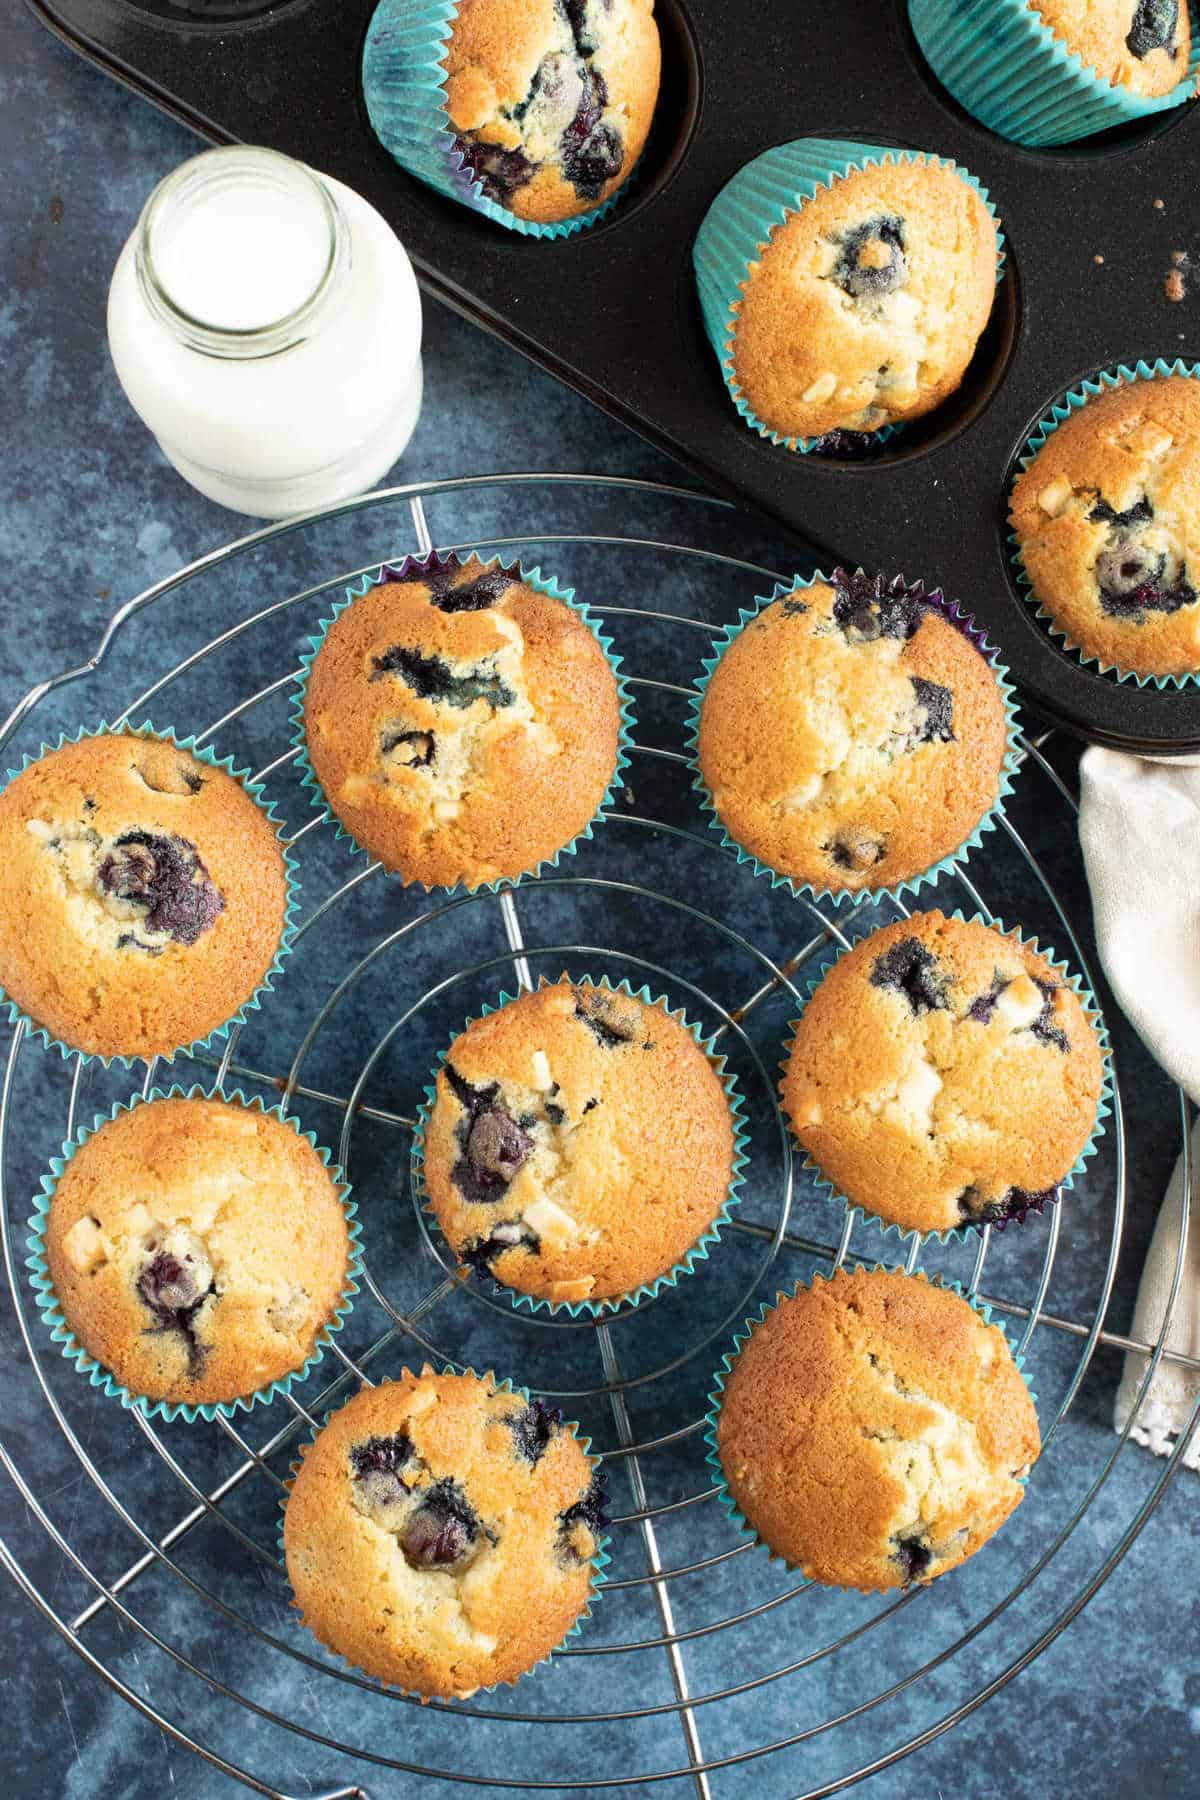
[24,1084,363,1426]
[0,722,302,1069]
[291,551,634,895]
[779,910,1113,1245]
[685,571,1023,909]
[1010,357,1200,689]
[277,1364,611,1695]
[360,0,626,240]
[691,138,1006,455]
[702,1263,1040,1590]
[908,0,1200,147]
[411,974,751,1320]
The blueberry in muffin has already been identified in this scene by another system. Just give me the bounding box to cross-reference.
[421,979,738,1308]
[1010,373,1200,678]
[443,0,660,224]
[0,731,290,1060]
[695,572,1011,895]
[782,911,1105,1236]
[283,1368,605,1694]
[711,1267,1040,1589]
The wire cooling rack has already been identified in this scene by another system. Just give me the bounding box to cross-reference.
[1,474,1197,1800]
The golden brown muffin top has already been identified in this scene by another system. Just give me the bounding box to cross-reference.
[304,556,621,890]
[422,978,737,1306]
[444,0,660,223]
[44,1095,351,1407]
[1029,0,1190,97]
[715,1267,1040,1590]
[730,158,997,442]
[1010,374,1200,678]
[781,911,1105,1236]
[284,1369,603,1696]
[0,732,288,1060]
[696,575,1009,894]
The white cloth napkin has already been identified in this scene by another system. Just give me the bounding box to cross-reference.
[1078,746,1200,1469]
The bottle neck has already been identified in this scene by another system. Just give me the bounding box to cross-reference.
[135,146,350,361]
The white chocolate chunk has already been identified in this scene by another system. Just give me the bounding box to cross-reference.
[803,372,838,405]
[433,800,461,822]
[62,1215,107,1275]
[1130,422,1174,458]
[522,1195,581,1250]
[994,974,1043,1031]
[894,1058,943,1133]
[1037,476,1073,517]
[530,1050,553,1091]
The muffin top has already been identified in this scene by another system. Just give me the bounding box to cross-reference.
[303,555,621,890]
[0,732,288,1060]
[284,1369,604,1695]
[696,573,1010,894]
[444,0,660,224]
[43,1095,351,1408]
[781,911,1105,1235]
[714,1267,1040,1590]
[729,157,997,443]
[422,979,737,1307]
[1010,374,1200,678]
[1028,0,1190,97]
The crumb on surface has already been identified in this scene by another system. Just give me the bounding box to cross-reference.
[1165,269,1186,302]
[1093,254,1104,265]
[1154,198,1165,210]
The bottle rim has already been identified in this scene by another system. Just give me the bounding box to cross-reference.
[135,145,350,360]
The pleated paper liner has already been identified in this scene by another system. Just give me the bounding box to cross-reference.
[411,974,750,1319]
[909,0,1200,147]
[779,910,1113,1245]
[277,1365,610,1700]
[0,721,301,1068]
[290,550,634,894]
[1009,358,1200,689]
[25,1085,362,1425]
[685,571,1023,908]
[692,137,1006,455]
[361,0,630,239]
[703,1264,1040,1589]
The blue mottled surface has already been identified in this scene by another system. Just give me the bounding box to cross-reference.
[2,6,1198,1797]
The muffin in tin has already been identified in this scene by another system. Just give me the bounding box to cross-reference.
[1029,0,1191,97]
[444,0,661,224]
[284,1368,605,1695]
[711,1267,1040,1590]
[781,911,1106,1236]
[695,571,1011,896]
[302,554,622,890]
[421,978,737,1308]
[1010,372,1200,679]
[727,156,998,444]
[0,731,290,1060]
[41,1095,353,1410]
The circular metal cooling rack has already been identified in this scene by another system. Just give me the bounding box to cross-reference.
[1,474,1197,1800]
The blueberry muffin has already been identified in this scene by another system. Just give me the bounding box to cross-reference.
[444,0,660,224]
[0,732,290,1060]
[304,555,622,890]
[421,979,737,1307]
[782,912,1105,1236]
[1010,374,1200,678]
[42,1095,352,1408]
[284,1368,605,1695]
[1029,0,1190,97]
[713,1267,1040,1589]
[729,157,998,443]
[696,572,1010,895]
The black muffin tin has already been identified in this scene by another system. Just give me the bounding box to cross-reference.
[28,0,1200,750]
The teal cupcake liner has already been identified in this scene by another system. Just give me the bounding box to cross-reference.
[692,138,1006,454]
[685,571,1023,908]
[1009,357,1200,689]
[779,910,1113,1245]
[277,1365,610,1696]
[0,722,301,1068]
[291,550,634,895]
[909,0,1200,147]
[411,974,750,1319]
[703,1263,1041,1586]
[25,1085,362,1426]
[361,0,626,239]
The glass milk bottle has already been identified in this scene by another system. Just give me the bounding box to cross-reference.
[108,145,423,519]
